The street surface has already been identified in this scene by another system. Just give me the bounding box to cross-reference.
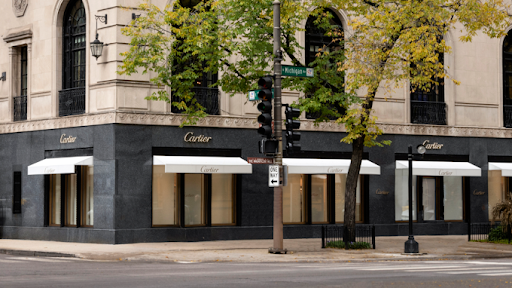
[1,254,512,287]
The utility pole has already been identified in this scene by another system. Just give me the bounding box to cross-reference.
[269,0,286,254]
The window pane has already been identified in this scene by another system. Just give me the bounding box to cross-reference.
[184,174,205,226]
[65,174,77,226]
[50,175,61,225]
[422,178,436,221]
[335,175,362,223]
[488,171,507,220]
[311,175,328,223]
[211,174,235,225]
[395,169,417,221]
[152,166,178,226]
[82,166,94,226]
[283,174,306,224]
[443,176,463,221]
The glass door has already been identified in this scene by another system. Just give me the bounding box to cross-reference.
[422,178,437,221]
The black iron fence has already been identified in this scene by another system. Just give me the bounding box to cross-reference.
[468,222,512,243]
[13,95,27,121]
[504,105,512,128]
[411,101,447,125]
[321,225,376,249]
[59,87,86,117]
[171,87,220,115]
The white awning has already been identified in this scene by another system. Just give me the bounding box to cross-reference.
[28,156,93,175]
[282,158,380,175]
[396,161,481,177]
[153,156,252,174]
[489,162,512,177]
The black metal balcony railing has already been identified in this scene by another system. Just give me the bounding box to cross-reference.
[411,100,447,125]
[171,87,220,115]
[13,95,27,122]
[59,87,85,117]
[504,105,512,128]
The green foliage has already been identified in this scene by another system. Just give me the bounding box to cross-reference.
[489,226,507,242]
[492,199,512,227]
[325,240,372,249]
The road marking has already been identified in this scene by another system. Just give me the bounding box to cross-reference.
[360,265,462,271]
[406,267,501,272]
[465,261,512,266]
[6,257,70,263]
[0,259,23,263]
[479,272,512,276]
[442,269,512,275]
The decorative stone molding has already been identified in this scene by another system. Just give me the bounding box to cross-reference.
[2,111,512,139]
[12,0,28,17]
[3,25,32,44]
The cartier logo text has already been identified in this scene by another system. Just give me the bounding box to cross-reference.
[184,132,212,143]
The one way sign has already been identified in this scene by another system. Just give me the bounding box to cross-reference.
[269,165,279,187]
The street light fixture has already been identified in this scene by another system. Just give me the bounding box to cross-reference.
[90,15,107,60]
[404,143,426,254]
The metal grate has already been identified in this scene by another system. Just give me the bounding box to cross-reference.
[468,223,511,243]
[13,95,27,121]
[59,87,85,116]
[504,105,512,128]
[411,100,447,125]
[171,87,220,115]
[322,225,376,249]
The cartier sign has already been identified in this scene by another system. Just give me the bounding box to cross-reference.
[423,140,443,150]
[60,134,77,144]
[376,189,390,195]
[200,166,220,173]
[184,132,212,143]
[327,167,345,173]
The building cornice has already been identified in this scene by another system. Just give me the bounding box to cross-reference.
[1,111,512,138]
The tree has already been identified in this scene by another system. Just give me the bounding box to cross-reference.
[313,0,510,240]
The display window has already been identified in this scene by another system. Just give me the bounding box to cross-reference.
[152,167,237,227]
[488,171,510,221]
[283,174,364,224]
[48,166,93,227]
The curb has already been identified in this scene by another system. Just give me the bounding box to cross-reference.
[0,249,77,258]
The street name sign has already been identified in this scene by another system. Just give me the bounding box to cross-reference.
[248,89,274,101]
[247,157,274,164]
[269,165,279,187]
[282,66,314,78]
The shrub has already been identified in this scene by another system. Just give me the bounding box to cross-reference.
[326,240,372,249]
[488,226,506,242]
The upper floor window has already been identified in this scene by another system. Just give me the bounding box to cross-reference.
[13,46,28,121]
[410,52,446,125]
[503,31,512,127]
[305,9,344,120]
[59,0,86,117]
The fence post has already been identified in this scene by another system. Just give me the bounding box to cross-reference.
[467,222,470,242]
[372,225,376,249]
[343,226,348,250]
[321,226,325,248]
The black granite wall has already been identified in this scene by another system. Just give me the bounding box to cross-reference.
[0,123,509,243]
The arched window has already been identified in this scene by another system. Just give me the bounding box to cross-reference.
[503,31,512,127]
[60,0,86,116]
[410,42,446,125]
[304,9,344,119]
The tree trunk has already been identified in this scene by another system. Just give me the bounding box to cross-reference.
[344,136,365,242]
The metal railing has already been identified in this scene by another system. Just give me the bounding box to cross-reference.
[411,101,447,125]
[321,225,376,249]
[13,95,27,121]
[59,87,86,117]
[468,223,512,243]
[504,105,512,128]
[171,87,220,115]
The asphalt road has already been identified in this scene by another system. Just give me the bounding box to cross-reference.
[1,254,512,287]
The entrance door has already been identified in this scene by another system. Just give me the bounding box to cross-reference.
[422,178,436,221]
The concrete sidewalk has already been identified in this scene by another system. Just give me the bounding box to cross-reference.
[2,235,512,262]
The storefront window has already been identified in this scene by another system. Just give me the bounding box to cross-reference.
[211,174,235,225]
[311,175,328,223]
[488,171,509,220]
[48,166,93,227]
[152,166,179,226]
[283,174,306,224]
[395,169,417,221]
[443,176,463,220]
[335,175,362,223]
[49,175,61,226]
[184,174,206,226]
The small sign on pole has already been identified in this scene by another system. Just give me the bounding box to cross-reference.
[269,165,279,187]
[282,66,314,77]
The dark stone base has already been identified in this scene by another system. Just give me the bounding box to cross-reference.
[404,237,419,253]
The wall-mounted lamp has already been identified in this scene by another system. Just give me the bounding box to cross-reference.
[132,13,141,20]
[0,72,5,81]
[90,14,108,60]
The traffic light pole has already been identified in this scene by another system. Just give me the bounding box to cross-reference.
[269,0,286,254]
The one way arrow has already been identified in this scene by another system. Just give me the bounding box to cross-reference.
[271,179,278,184]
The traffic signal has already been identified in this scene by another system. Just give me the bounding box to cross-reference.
[285,106,301,154]
[257,76,273,138]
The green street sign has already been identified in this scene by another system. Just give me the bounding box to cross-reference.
[248,89,274,101]
[282,66,314,77]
